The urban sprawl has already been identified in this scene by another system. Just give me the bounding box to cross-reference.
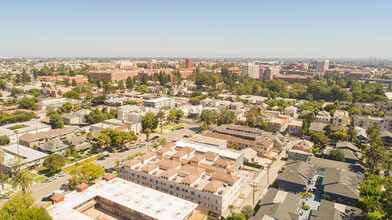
[0,57,391,220]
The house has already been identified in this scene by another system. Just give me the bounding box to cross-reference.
[309,122,328,134]
[241,148,258,163]
[61,113,85,125]
[315,111,331,123]
[19,128,73,148]
[381,130,392,146]
[355,126,368,144]
[333,110,350,127]
[1,144,48,173]
[267,117,289,132]
[284,106,298,118]
[250,188,302,220]
[190,136,227,148]
[40,139,69,155]
[277,160,315,193]
[287,119,303,135]
[287,140,314,161]
[310,199,362,220]
[321,168,361,206]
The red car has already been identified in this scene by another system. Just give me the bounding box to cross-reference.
[118,149,126,153]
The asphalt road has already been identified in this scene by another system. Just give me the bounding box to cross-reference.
[160,119,201,142]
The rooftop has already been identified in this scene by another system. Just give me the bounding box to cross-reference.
[47,178,198,220]
[2,144,48,167]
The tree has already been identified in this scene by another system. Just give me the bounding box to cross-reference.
[60,102,73,113]
[63,90,79,99]
[167,109,176,124]
[72,79,77,86]
[49,113,64,129]
[97,133,111,150]
[18,97,38,110]
[367,125,382,146]
[142,111,158,131]
[43,153,66,173]
[176,110,185,121]
[200,109,217,129]
[126,76,134,90]
[347,126,358,142]
[157,110,165,134]
[366,144,387,173]
[87,132,93,141]
[26,88,41,97]
[227,212,246,220]
[11,207,52,220]
[0,192,35,219]
[217,108,236,125]
[328,149,345,162]
[11,170,33,193]
[70,162,104,186]
[241,205,254,219]
[0,135,10,145]
[0,149,4,190]
[144,128,151,152]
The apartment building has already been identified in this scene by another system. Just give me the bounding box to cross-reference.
[353,115,392,131]
[0,121,51,144]
[241,63,260,79]
[211,124,264,141]
[316,60,329,73]
[332,110,350,127]
[267,117,290,132]
[19,128,73,148]
[35,98,79,111]
[89,70,138,81]
[287,120,303,135]
[119,141,245,216]
[47,177,199,220]
[144,97,175,109]
[203,132,273,156]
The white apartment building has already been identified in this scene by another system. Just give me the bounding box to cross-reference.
[353,115,392,131]
[143,97,175,109]
[0,121,51,143]
[333,110,350,127]
[241,63,260,79]
[119,141,245,216]
[316,60,329,73]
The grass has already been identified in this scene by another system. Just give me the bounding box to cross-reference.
[163,123,179,130]
[61,155,100,173]
[33,176,46,183]
[26,172,38,179]
[0,190,14,196]
[10,124,28,130]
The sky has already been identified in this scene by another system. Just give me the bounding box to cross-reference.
[0,0,391,58]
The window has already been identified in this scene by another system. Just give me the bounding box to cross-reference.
[191,192,195,196]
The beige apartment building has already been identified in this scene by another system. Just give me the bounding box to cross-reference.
[119,141,245,216]
[353,115,392,131]
[333,110,350,127]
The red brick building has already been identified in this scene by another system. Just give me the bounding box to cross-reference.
[89,70,139,81]
[185,58,194,68]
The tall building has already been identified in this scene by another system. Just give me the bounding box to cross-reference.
[264,67,280,80]
[241,63,260,79]
[316,60,329,73]
[185,59,194,68]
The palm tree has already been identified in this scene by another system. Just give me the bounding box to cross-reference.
[157,110,165,134]
[11,170,33,193]
[347,126,358,142]
[0,149,4,190]
[366,144,387,173]
[144,128,151,152]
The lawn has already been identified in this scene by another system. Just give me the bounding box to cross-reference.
[0,190,14,196]
[26,172,38,179]
[163,123,179,129]
[33,176,46,183]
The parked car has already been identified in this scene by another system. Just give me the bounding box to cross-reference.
[98,157,106,161]
[129,145,137,149]
[41,195,52,201]
[183,135,189,138]
[118,149,126,153]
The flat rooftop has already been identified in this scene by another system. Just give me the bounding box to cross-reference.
[47,178,198,220]
[176,140,243,160]
[2,144,48,166]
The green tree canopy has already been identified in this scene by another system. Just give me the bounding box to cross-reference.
[43,153,66,173]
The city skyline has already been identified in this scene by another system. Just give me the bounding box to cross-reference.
[1,0,391,58]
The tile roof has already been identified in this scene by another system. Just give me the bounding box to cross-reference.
[180,165,206,176]
[203,180,224,193]
[181,174,200,185]
[211,171,239,185]
[156,159,181,170]
[159,168,178,179]
[19,128,70,142]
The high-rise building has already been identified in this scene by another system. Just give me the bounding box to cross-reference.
[263,67,280,80]
[185,59,194,68]
[316,60,329,73]
[241,63,260,79]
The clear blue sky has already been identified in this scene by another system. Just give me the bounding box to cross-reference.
[0,0,391,58]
